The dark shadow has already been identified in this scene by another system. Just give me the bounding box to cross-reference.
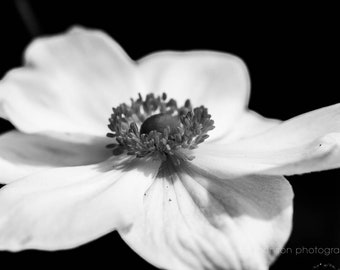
[94,154,160,179]
[153,158,293,221]
[0,131,112,168]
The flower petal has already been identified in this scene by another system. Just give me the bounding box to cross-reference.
[119,164,293,270]
[209,110,281,144]
[0,131,112,184]
[194,103,340,176]
[138,51,250,139]
[0,27,144,135]
[0,157,160,251]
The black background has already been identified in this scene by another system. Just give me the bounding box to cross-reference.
[0,2,339,269]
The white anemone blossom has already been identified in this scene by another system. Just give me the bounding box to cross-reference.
[0,27,339,270]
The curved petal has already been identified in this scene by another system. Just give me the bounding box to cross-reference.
[119,163,293,270]
[0,157,160,251]
[193,103,340,176]
[138,51,250,140]
[0,131,113,184]
[208,110,281,144]
[0,27,144,135]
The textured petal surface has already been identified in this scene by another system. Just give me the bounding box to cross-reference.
[0,157,160,251]
[0,27,144,135]
[193,104,340,176]
[138,51,250,139]
[119,163,293,270]
[0,131,112,184]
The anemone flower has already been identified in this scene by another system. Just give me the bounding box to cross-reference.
[0,27,339,270]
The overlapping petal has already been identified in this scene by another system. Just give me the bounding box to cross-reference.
[0,27,144,135]
[0,131,112,184]
[193,104,340,176]
[0,157,159,251]
[138,51,250,139]
[0,27,252,141]
[208,110,281,144]
[119,164,293,270]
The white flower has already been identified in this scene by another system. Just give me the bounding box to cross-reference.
[0,26,339,270]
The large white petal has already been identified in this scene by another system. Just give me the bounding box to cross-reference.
[0,27,144,135]
[0,157,160,251]
[0,131,112,184]
[119,163,293,270]
[208,110,281,144]
[138,51,250,139]
[193,103,340,176]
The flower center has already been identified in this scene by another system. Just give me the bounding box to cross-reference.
[106,93,215,165]
[140,113,179,135]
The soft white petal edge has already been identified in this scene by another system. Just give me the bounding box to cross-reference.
[0,157,160,251]
[193,103,340,176]
[138,50,250,140]
[0,131,112,184]
[0,26,144,135]
[119,165,293,270]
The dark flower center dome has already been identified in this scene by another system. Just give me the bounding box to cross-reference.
[140,113,180,136]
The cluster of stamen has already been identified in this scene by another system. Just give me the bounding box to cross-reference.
[107,93,215,165]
